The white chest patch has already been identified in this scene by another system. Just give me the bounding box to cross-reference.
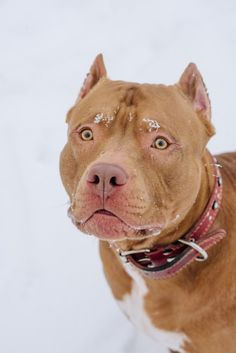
[117,264,188,353]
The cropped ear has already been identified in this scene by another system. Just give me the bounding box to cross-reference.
[77,53,107,102]
[178,63,211,121]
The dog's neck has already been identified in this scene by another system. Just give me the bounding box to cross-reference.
[113,149,216,252]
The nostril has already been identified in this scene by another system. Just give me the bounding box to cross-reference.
[94,175,100,184]
[88,174,100,184]
[110,176,117,186]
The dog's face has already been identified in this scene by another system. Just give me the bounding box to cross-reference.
[60,55,214,242]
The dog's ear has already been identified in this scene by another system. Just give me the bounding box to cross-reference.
[77,53,107,102]
[178,63,211,122]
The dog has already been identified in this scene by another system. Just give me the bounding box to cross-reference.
[60,54,236,353]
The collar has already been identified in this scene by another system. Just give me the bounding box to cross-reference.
[114,153,226,279]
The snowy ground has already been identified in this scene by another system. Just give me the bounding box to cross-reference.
[1,1,236,352]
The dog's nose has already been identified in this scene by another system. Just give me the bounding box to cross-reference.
[87,163,128,199]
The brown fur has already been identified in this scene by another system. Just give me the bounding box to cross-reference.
[60,55,236,353]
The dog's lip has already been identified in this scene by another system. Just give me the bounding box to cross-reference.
[69,207,164,236]
[94,209,116,216]
[86,208,127,225]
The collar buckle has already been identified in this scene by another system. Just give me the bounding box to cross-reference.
[117,248,151,263]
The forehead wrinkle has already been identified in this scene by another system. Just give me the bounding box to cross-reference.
[110,86,139,133]
[111,104,129,133]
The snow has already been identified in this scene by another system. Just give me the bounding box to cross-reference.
[94,113,114,126]
[142,118,160,131]
[1,1,236,353]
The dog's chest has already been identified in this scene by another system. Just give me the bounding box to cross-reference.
[117,265,188,353]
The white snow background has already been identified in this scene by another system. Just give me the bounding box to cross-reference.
[1,1,236,352]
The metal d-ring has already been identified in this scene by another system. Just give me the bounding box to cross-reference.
[178,239,208,262]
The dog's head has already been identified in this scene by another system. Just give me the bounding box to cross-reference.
[60,54,215,243]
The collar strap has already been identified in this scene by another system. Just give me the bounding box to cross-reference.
[115,154,226,279]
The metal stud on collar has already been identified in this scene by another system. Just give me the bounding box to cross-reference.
[217,176,222,186]
[212,200,219,210]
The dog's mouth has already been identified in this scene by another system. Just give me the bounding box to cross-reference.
[94,209,115,216]
[68,207,164,241]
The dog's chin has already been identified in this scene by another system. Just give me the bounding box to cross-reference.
[70,209,163,241]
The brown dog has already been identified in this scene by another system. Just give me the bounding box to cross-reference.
[60,54,236,353]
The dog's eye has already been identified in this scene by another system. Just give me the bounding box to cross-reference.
[153,137,169,150]
[80,129,93,141]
